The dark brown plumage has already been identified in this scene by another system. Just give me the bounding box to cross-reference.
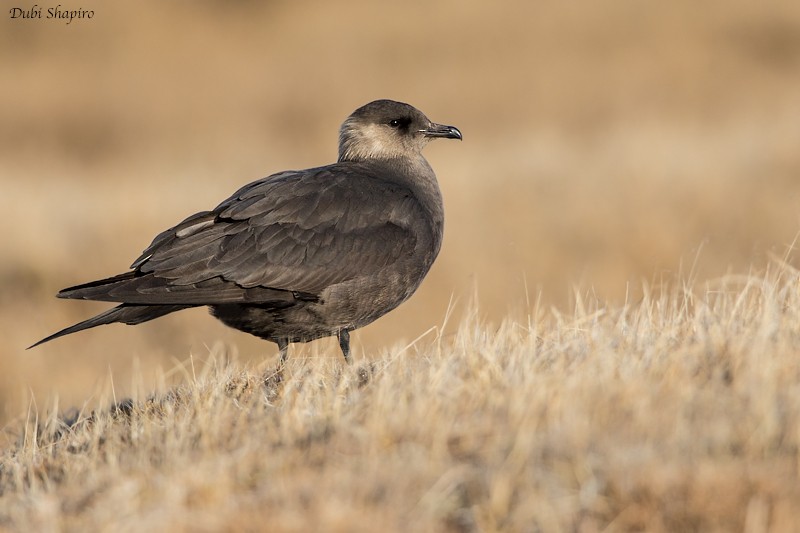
[31,100,462,362]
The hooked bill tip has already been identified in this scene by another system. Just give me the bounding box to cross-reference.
[423,124,462,141]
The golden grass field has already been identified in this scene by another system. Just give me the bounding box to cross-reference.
[2,0,800,530]
[4,266,800,531]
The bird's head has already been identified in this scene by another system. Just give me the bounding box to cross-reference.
[338,99,462,163]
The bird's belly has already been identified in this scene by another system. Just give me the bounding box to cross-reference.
[209,265,428,344]
[325,270,422,328]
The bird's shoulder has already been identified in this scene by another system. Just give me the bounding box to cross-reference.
[217,163,421,216]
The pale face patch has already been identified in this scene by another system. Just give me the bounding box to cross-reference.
[339,121,425,162]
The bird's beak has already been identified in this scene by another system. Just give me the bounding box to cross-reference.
[422,123,463,140]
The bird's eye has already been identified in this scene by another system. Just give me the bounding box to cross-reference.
[388,119,402,128]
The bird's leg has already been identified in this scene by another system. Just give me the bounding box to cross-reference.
[277,338,289,364]
[337,329,352,364]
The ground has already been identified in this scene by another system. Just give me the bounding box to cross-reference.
[3,265,800,531]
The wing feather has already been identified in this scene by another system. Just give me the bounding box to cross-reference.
[106,164,422,303]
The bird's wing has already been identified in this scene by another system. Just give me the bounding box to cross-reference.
[99,165,421,303]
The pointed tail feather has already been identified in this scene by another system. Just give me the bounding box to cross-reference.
[29,304,193,349]
[57,271,138,301]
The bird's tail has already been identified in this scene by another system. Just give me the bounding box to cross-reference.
[29,304,193,349]
[57,271,138,301]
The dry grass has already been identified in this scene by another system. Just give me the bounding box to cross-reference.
[3,261,800,531]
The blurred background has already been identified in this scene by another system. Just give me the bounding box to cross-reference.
[1,0,799,425]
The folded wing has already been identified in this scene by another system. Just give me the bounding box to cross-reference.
[59,166,420,305]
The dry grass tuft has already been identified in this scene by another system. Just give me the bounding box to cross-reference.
[3,261,800,531]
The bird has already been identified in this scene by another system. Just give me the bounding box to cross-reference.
[31,99,462,363]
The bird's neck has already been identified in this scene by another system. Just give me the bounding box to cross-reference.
[390,155,444,232]
[343,155,444,227]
